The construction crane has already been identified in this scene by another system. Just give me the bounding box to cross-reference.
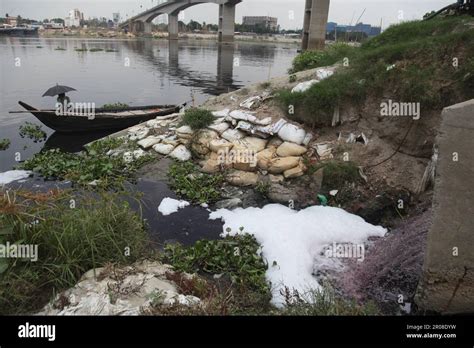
[424,0,474,20]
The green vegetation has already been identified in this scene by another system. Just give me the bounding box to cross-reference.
[102,102,130,110]
[308,161,361,190]
[36,46,43,48]
[19,137,152,187]
[277,16,474,127]
[168,161,224,204]
[19,122,47,143]
[181,108,215,131]
[89,48,104,52]
[54,47,66,51]
[75,48,88,52]
[105,49,118,53]
[0,139,10,151]
[289,43,356,73]
[0,189,149,314]
[164,234,269,293]
[260,81,272,89]
[281,284,379,316]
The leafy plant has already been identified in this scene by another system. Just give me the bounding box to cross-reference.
[168,161,224,204]
[181,108,215,130]
[19,122,47,143]
[0,139,10,151]
[164,234,269,294]
[19,137,152,187]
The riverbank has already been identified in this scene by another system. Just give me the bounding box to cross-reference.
[39,28,300,45]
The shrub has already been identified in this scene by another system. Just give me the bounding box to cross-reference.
[0,139,10,151]
[168,161,224,204]
[181,108,215,130]
[290,43,356,73]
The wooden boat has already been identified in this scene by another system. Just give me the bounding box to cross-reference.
[17,101,183,133]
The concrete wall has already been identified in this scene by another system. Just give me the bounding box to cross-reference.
[218,3,236,43]
[416,99,474,314]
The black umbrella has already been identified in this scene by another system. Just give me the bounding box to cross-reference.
[42,84,77,97]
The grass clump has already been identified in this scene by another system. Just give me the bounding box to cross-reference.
[89,48,104,52]
[54,47,66,51]
[0,188,149,314]
[168,161,224,204]
[281,285,379,316]
[181,108,215,130]
[320,161,361,189]
[75,48,88,52]
[19,122,47,143]
[290,43,356,73]
[19,137,152,187]
[0,139,10,151]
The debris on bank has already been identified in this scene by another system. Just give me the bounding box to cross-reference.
[0,170,32,185]
[39,261,201,315]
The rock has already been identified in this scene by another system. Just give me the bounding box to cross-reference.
[153,143,175,155]
[191,130,220,156]
[268,183,298,204]
[276,142,308,157]
[283,162,307,179]
[170,145,192,161]
[257,148,277,170]
[215,198,243,210]
[278,124,307,145]
[209,139,234,153]
[221,129,246,142]
[137,136,162,149]
[176,125,194,138]
[201,159,221,174]
[268,157,301,174]
[38,261,201,315]
[226,170,259,187]
[146,119,162,129]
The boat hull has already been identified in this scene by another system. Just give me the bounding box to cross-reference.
[18,101,182,133]
[0,27,39,36]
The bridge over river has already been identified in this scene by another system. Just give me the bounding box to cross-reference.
[120,0,330,49]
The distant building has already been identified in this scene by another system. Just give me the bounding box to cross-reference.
[243,16,278,31]
[326,21,381,37]
[65,9,84,28]
[5,16,18,27]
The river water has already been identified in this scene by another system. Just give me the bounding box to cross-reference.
[0,36,296,172]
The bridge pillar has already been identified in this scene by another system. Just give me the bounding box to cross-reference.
[302,0,330,51]
[218,3,236,43]
[144,22,153,34]
[168,13,179,40]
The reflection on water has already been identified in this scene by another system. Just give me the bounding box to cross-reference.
[0,37,297,171]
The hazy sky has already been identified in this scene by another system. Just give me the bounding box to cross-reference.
[2,0,453,29]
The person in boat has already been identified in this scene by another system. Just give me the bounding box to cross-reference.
[57,93,70,107]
